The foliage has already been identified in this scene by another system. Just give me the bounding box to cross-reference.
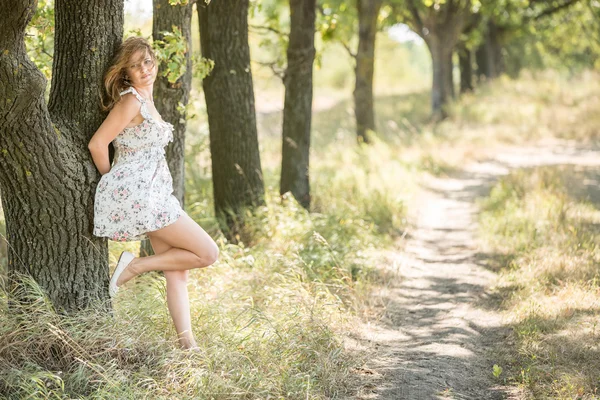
[25,0,54,81]
[503,0,600,75]
[153,25,213,84]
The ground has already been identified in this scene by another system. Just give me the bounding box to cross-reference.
[351,140,600,399]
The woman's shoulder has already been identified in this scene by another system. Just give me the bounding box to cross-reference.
[110,92,142,119]
[119,87,135,97]
[119,86,145,103]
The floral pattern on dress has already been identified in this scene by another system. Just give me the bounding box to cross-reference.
[93,86,185,242]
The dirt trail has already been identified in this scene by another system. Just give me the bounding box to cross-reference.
[353,140,600,399]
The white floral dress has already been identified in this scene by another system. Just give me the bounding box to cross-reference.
[93,86,185,242]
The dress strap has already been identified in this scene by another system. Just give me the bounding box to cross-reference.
[119,86,153,121]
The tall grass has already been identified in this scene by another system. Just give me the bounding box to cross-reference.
[0,111,410,399]
[0,188,401,398]
[479,167,600,399]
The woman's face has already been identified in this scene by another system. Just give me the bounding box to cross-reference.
[125,50,157,86]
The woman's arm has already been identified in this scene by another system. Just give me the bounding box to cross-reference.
[88,95,141,175]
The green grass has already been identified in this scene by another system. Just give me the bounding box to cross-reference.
[0,108,410,399]
[2,66,600,398]
[0,186,400,398]
[479,166,600,399]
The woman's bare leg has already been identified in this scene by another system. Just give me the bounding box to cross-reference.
[116,213,219,286]
[149,235,197,349]
[165,270,196,349]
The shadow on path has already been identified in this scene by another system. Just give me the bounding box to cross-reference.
[353,142,600,400]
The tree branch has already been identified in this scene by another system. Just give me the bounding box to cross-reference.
[254,59,285,81]
[249,24,285,37]
[533,0,579,20]
[341,41,357,59]
[406,0,425,35]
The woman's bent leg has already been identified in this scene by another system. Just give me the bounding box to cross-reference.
[116,213,219,286]
[149,235,197,349]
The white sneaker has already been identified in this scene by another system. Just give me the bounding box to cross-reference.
[109,251,135,298]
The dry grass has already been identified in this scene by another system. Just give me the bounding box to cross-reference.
[479,166,600,399]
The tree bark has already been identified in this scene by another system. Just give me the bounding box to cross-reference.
[0,0,123,311]
[280,0,316,210]
[458,45,473,93]
[354,0,382,143]
[198,0,265,241]
[140,0,194,257]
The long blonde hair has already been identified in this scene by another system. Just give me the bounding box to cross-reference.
[101,37,157,112]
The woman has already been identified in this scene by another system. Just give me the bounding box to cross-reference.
[88,37,219,349]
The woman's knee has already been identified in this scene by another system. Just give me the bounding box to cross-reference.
[190,241,219,269]
[203,240,219,266]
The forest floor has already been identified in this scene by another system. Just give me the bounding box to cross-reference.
[350,139,600,400]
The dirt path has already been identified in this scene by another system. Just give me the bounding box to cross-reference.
[353,140,600,400]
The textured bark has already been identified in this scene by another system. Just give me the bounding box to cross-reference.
[0,0,123,311]
[140,0,194,257]
[354,0,382,143]
[280,0,316,210]
[458,45,473,93]
[198,0,265,240]
[152,0,192,206]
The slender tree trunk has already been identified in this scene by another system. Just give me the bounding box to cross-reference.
[475,42,490,81]
[458,45,473,93]
[354,0,382,143]
[475,20,503,81]
[198,0,265,241]
[488,21,504,77]
[408,0,469,119]
[280,0,316,210]
[0,0,123,311]
[140,0,193,257]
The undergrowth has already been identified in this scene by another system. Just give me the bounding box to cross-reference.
[0,127,408,398]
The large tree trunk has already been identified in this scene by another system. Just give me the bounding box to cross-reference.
[280,0,316,210]
[140,0,194,257]
[425,35,455,119]
[354,0,382,143]
[0,0,123,311]
[407,0,469,119]
[458,45,473,93]
[198,0,265,241]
